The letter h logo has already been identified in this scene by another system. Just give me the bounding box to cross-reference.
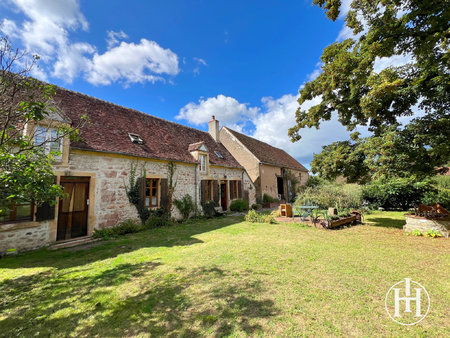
[393,278,422,317]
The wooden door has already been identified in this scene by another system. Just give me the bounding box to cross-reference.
[57,177,90,241]
[220,182,227,210]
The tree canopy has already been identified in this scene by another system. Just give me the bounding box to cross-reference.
[290,0,449,180]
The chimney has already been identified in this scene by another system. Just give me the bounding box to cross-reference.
[208,115,220,142]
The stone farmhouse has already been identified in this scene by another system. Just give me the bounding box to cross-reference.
[0,87,257,253]
[220,125,309,202]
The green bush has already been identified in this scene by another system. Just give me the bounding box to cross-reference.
[144,213,173,229]
[421,176,450,209]
[263,193,279,203]
[173,194,196,220]
[245,209,261,223]
[251,203,262,210]
[295,183,363,209]
[425,229,443,238]
[92,219,143,239]
[230,199,249,212]
[245,210,276,223]
[411,229,422,236]
[201,200,218,218]
[362,177,436,210]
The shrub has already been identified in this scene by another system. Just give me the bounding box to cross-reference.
[411,229,422,236]
[92,219,143,239]
[202,200,218,218]
[362,177,436,210]
[144,215,172,229]
[263,193,279,203]
[230,199,249,212]
[173,194,196,220]
[251,203,262,210]
[295,183,363,209]
[245,209,261,223]
[245,210,277,224]
[425,229,443,238]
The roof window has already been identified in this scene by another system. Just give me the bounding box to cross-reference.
[215,151,223,159]
[128,133,144,144]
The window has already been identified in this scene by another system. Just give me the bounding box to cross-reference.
[34,126,62,157]
[145,178,159,207]
[230,180,239,200]
[214,151,223,159]
[199,154,207,173]
[0,203,34,223]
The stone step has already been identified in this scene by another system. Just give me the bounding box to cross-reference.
[48,236,100,250]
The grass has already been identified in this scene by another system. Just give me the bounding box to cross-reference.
[0,212,449,336]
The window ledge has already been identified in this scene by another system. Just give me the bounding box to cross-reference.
[0,221,42,232]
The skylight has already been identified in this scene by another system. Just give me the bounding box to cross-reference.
[128,133,144,144]
[215,151,223,159]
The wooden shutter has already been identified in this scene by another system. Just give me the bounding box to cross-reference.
[229,181,233,200]
[213,180,219,203]
[36,175,57,221]
[137,177,146,209]
[200,180,207,203]
[238,181,242,198]
[160,179,169,210]
[36,202,55,221]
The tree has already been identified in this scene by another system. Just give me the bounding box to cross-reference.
[0,34,86,216]
[289,0,449,180]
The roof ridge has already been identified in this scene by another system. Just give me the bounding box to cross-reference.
[56,85,216,140]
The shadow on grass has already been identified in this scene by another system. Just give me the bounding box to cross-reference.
[365,217,406,229]
[0,216,243,270]
[0,263,277,336]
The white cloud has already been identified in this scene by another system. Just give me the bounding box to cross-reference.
[251,94,357,164]
[86,39,179,85]
[176,95,259,126]
[194,57,207,66]
[1,18,19,38]
[373,53,413,73]
[3,0,180,85]
[106,30,128,49]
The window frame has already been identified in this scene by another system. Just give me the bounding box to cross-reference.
[34,126,63,160]
[0,202,34,224]
[144,178,160,208]
[199,154,207,173]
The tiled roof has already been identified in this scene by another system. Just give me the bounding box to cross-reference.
[53,88,242,168]
[223,127,308,171]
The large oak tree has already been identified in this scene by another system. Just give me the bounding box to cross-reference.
[289,0,449,181]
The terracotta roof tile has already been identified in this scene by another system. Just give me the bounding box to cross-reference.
[223,127,308,171]
[53,88,242,168]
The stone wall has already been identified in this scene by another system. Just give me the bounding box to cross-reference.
[0,221,50,253]
[404,215,449,237]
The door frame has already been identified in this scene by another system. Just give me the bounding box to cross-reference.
[57,176,90,241]
[51,171,97,243]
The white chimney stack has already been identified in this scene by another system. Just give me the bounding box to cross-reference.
[208,115,220,142]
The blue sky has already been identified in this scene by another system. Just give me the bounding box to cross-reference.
[1,0,363,168]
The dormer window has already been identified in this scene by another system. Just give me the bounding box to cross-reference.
[34,126,62,158]
[128,133,143,144]
[199,154,207,173]
[215,151,223,159]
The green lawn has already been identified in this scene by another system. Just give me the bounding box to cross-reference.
[0,212,449,336]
